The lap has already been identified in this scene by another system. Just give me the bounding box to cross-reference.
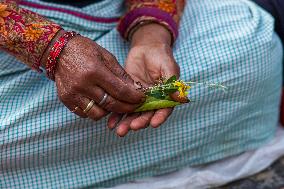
[1,0,283,188]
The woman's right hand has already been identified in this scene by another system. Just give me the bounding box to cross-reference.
[49,33,145,120]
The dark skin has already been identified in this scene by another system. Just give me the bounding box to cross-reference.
[41,31,145,121]
[42,24,185,136]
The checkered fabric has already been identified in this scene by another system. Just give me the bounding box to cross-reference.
[0,0,283,188]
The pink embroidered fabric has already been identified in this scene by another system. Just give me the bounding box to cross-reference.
[0,0,186,71]
[0,0,61,71]
[118,0,186,42]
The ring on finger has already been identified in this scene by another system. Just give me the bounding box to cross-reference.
[71,106,80,113]
[83,100,95,114]
[98,93,108,106]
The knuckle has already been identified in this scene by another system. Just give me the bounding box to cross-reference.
[123,105,136,113]
[117,85,128,98]
[84,69,96,79]
[117,69,131,82]
[102,98,116,111]
[71,82,82,92]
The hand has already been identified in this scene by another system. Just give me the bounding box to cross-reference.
[42,31,145,121]
[107,24,187,136]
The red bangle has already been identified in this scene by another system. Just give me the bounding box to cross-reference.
[46,31,78,80]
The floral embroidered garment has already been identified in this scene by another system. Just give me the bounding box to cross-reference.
[0,0,61,71]
[0,0,185,72]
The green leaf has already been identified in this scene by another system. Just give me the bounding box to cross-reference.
[145,90,165,99]
[135,96,182,112]
[165,75,177,84]
[163,88,178,94]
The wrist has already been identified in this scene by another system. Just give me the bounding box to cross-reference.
[40,29,66,68]
[44,31,78,80]
[130,23,172,47]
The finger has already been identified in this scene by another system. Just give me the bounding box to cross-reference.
[65,95,108,120]
[88,104,109,121]
[130,111,155,130]
[71,106,87,118]
[56,79,88,118]
[150,108,173,128]
[79,97,109,121]
[169,91,190,103]
[83,86,140,113]
[59,94,88,118]
[107,113,123,130]
[93,62,145,104]
[99,48,138,87]
[161,57,180,79]
[116,113,140,137]
[160,59,189,103]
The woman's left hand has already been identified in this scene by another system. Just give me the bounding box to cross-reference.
[107,23,187,136]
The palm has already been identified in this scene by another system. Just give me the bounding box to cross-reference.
[125,44,176,87]
[125,60,153,85]
[107,44,182,137]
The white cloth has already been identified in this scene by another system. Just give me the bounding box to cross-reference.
[112,125,284,189]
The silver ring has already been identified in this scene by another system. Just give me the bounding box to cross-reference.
[98,93,108,106]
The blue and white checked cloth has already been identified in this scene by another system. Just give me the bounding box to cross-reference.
[0,0,283,188]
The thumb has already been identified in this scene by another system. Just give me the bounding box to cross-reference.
[162,61,189,103]
[170,91,190,103]
[162,59,180,79]
[164,62,189,103]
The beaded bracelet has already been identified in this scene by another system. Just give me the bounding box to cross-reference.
[45,31,78,80]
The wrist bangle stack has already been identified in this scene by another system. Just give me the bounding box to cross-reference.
[45,31,78,80]
[117,7,179,45]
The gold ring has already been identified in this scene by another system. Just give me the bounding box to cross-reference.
[83,100,95,114]
[71,106,80,113]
